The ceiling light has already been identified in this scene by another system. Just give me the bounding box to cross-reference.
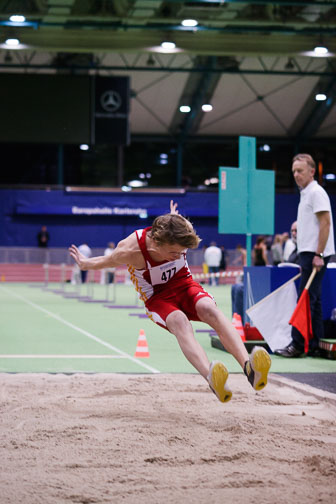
[9,15,26,23]
[128,180,148,188]
[161,41,176,50]
[204,177,218,186]
[202,104,213,112]
[79,144,89,151]
[314,45,328,56]
[181,19,198,27]
[180,105,191,113]
[315,93,327,101]
[324,173,336,180]
[5,38,20,47]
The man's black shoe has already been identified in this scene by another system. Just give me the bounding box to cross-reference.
[307,348,322,358]
[274,344,303,358]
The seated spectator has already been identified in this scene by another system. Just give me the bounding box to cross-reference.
[283,221,298,263]
[271,234,283,266]
[252,236,268,266]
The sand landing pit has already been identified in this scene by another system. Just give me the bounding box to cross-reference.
[0,373,335,504]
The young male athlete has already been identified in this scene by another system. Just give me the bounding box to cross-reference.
[69,201,271,403]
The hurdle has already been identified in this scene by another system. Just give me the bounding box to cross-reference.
[79,269,116,303]
[193,269,243,284]
[42,263,68,294]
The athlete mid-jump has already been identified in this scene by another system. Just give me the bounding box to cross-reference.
[69,201,271,402]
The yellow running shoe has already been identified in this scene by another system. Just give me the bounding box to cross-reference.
[207,361,232,403]
[244,346,271,391]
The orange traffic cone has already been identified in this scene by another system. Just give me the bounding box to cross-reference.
[232,313,246,342]
[134,329,150,358]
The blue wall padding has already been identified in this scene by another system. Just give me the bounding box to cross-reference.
[1,189,334,249]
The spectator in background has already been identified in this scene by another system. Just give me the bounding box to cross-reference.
[283,221,297,262]
[100,242,116,284]
[219,246,227,272]
[78,244,92,283]
[71,243,92,284]
[287,237,299,265]
[204,241,222,286]
[37,225,49,248]
[271,234,283,266]
[201,245,208,285]
[234,244,247,267]
[281,231,290,257]
[252,236,268,266]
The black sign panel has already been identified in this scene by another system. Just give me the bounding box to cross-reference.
[0,74,91,144]
[93,76,130,145]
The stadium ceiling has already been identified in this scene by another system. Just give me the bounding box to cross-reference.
[0,0,336,142]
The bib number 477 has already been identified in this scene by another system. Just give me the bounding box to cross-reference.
[161,267,176,282]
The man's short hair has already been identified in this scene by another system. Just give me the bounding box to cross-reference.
[151,213,201,249]
[292,153,316,170]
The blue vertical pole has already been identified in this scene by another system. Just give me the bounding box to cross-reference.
[246,233,252,266]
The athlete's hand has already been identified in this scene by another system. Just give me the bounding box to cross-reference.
[69,244,89,270]
[170,200,179,214]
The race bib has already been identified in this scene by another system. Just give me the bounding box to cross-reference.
[149,256,185,285]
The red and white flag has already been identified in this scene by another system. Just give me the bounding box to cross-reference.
[246,272,300,351]
[289,268,316,353]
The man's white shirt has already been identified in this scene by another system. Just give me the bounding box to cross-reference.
[204,246,222,267]
[297,180,335,256]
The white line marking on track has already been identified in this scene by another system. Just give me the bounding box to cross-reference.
[0,286,160,373]
[0,355,128,359]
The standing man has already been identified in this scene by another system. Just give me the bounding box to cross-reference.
[77,243,92,284]
[37,225,50,248]
[204,241,222,286]
[275,154,335,357]
[100,242,116,284]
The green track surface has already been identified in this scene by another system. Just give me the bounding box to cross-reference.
[0,283,335,374]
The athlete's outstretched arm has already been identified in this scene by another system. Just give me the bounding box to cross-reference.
[69,235,136,271]
[69,245,110,271]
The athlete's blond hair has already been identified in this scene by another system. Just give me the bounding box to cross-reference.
[150,213,201,249]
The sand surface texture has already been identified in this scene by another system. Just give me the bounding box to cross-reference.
[1,373,335,504]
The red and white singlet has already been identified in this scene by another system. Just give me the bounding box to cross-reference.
[128,227,192,303]
[128,227,212,329]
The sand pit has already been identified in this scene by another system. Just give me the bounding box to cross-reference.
[0,372,335,504]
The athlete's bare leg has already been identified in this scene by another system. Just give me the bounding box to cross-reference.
[195,296,249,369]
[166,310,210,379]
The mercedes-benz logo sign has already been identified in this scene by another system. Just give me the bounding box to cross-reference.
[100,90,122,112]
